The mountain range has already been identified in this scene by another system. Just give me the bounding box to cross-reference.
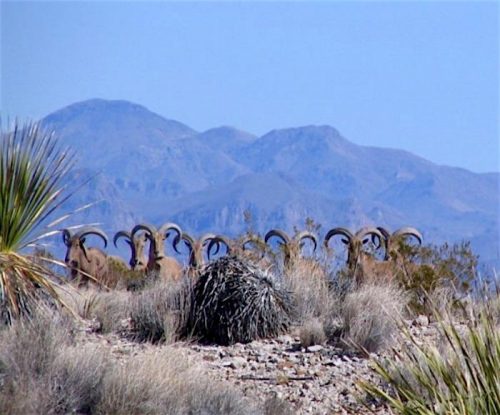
[40,99,499,268]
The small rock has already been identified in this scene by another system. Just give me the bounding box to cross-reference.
[306,345,324,353]
[414,315,430,327]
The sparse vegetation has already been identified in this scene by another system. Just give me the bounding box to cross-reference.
[129,276,192,343]
[339,282,407,353]
[395,240,478,315]
[359,291,500,415]
[0,309,260,415]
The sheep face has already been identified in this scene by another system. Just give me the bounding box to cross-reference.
[64,236,87,279]
[130,234,148,271]
[147,231,167,266]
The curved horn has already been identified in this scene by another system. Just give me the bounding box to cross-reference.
[354,227,383,244]
[113,230,131,248]
[131,223,156,240]
[62,229,72,246]
[294,230,318,252]
[75,227,108,248]
[377,227,391,240]
[198,233,219,248]
[324,227,353,249]
[174,232,195,254]
[265,229,290,246]
[206,235,232,259]
[392,227,423,245]
[159,222,182,239]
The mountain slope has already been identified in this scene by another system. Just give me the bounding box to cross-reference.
[40,99,499,267]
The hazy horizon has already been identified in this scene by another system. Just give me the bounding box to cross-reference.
[1,1,498,173]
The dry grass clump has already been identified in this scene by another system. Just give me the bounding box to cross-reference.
[58,285,131,333]
[129,277,192,343]
[0,310,80,413]
[98,349,258,415]
[283,256,335,323]
[0,308,263,415]
[187,256,295,345]
[339,282,407,353]
[299,317,327,348]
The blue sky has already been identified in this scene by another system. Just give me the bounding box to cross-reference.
[1,1,498,173]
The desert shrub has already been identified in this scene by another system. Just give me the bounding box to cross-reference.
[395,241,478,315]
[68,287,132,333]
[47,343,108,414]
[359,292,500,415]
[0,310,75,413]
[263,393,295,415]
[187,256,295,345]
[339,282,407,353]
[282,256,335,322]
[97,348,258,415]
[0,308,261,414]
[129,277,192,343]
[299,317,327,348]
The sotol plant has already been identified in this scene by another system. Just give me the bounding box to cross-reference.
[0,120,74,323]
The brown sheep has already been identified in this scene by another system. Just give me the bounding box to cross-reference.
[265,229,318,269]
[324,226,384,284]
[174,232,227,277]
[131,223,183,281]
[62,227,109,287]
[113,230,148,272]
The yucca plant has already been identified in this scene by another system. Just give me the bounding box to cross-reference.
[0,120,75,324]
[359,294,500,414]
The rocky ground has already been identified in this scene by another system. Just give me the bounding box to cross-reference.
[76,315,439,415]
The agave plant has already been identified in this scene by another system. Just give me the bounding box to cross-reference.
[0,120,74,324]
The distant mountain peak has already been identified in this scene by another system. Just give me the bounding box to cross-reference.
[43,98,197,136]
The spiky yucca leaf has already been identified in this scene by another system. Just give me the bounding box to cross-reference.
[0,120,75,323]
[359,296,500,415]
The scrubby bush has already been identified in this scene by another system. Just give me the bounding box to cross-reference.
[339,282,407,353]
[395,241,478,315]
[65,287,132,333]
[187,256,295,345]
[282,256,335,323]
[299,317,327,348]
[0,307,265,414]
[129,277,192,343]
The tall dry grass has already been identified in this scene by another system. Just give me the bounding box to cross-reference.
[339,282,408,353]
[0,307,269,414]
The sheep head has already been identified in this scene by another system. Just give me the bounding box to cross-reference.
[324,227,382,272]
[132,223,182,268]
[175,233,221,269]
[113,230,148,271]
[62,227,108,279]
